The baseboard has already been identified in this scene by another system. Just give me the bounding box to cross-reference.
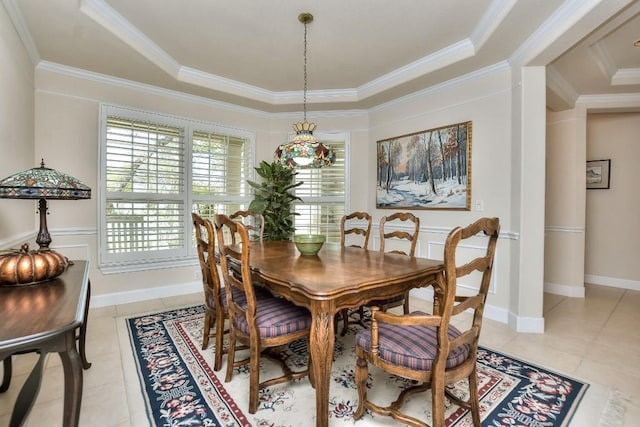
[94,281,544,333]
[544,281,586,298]
[91,281,202,308]
[508,312,545,333]
[584,274,640,291]
[410,288,537,331]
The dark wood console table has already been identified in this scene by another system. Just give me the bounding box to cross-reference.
[0,260,90,427]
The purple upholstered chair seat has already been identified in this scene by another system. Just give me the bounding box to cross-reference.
[355,311,470,371]
[217,286,271,312]
[232,295,311,338]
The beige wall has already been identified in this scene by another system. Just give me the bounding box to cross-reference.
[33,66,372,301]
[3,5,551,330]
[585,113,640,286]
[0,5,36,245]
[545,108,587,297]
[368,65,516,323]
[32,64,529,326]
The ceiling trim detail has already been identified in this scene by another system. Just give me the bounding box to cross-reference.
[576,92,640,112]
[612,68,640,85]
[78,0,514,106]
[546,65,579,108]
[35,60,370,120]
[2,0,40,64]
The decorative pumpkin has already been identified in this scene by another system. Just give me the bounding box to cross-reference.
[0,243,69,285]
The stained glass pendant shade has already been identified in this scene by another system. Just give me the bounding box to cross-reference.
[275,121,336,168]
[274,13,336,169]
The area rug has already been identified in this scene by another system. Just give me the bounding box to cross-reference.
[124,305,588,426]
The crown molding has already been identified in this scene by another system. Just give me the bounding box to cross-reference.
[358,39,476,100]
[78,0,511,106]
[370,61,510,113]
[590,40,618,82]
[612,68,640,86]
[510,0,602,67]
[80,0,179,75]
[576,92,640,112]
[36,61,272,118]
[2,0,40,65]
[470,0,517,49]
[546,65,579,108]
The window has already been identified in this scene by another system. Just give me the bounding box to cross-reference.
[292,134,348,243]
[99,105,254,271]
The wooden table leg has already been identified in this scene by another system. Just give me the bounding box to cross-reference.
[59,330,83,427]
[308,301,335,427]
[0,356,12,393]
[78,280,92,369]
[9,352,46,427]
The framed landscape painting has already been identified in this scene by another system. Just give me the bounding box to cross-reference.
[586,159,611,189]
[376,121,472,210]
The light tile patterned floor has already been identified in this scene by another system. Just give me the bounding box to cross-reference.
[0,285,637,426]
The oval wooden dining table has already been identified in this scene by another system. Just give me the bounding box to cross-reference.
[246,241,444,427]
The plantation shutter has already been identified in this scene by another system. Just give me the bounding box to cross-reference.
[191,129,253,219]
[293,138,346,242]
[104,117,185,260]
[99,104,255,270]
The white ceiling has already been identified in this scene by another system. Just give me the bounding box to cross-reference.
[4,0,640,112]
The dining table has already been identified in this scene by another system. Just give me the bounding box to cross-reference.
[247,240,444,427]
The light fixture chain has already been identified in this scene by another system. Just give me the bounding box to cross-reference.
[303,19,308,122]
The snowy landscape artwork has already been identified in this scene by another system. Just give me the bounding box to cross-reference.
[376,121,472,210]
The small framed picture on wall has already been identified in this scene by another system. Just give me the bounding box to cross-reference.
[586,159,611,189]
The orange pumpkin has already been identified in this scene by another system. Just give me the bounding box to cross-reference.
[0,244,69,285]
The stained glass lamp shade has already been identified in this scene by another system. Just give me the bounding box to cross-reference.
[0,160,91,249]
[275,121,336,168]
[274,13,336,169]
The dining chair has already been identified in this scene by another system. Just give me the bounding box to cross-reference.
[215,214,312,414]
[192,212,228,371]
[229,210,265,242]
[340,211,372,249]
[339,211,373,335]
[354,217,500,427]
[373,212,421,314]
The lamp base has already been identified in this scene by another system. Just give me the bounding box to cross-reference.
[0,244,69,285]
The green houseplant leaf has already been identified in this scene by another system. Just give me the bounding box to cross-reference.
[248,161,303,241]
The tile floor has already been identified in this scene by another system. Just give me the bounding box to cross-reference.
[0,284,638,426]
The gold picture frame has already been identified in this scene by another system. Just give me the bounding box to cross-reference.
[376,121,471,210]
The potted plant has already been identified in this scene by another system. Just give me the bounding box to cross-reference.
[248,161,303,241]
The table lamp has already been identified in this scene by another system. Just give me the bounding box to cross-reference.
[0,159,91,284]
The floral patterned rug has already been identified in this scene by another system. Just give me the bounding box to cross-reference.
[125,305,588,427]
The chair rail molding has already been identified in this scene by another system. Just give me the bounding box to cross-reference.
[0,231,37,250]
[545,225,584,233]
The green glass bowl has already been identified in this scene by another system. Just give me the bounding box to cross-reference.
[293,234,326,256]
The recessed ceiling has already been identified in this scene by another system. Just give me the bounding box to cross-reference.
[4,0,640,112]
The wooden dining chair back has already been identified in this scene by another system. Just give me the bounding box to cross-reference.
[374,212,421,313]
[339,211,373,334]
[354,217,500,427]
[229,210,265,242]
[379,211,420,257]
[214,214,312,414]
[340,211,373,249]
[192,212,228,371]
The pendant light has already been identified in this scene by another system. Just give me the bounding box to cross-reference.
[274,13,336,169]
